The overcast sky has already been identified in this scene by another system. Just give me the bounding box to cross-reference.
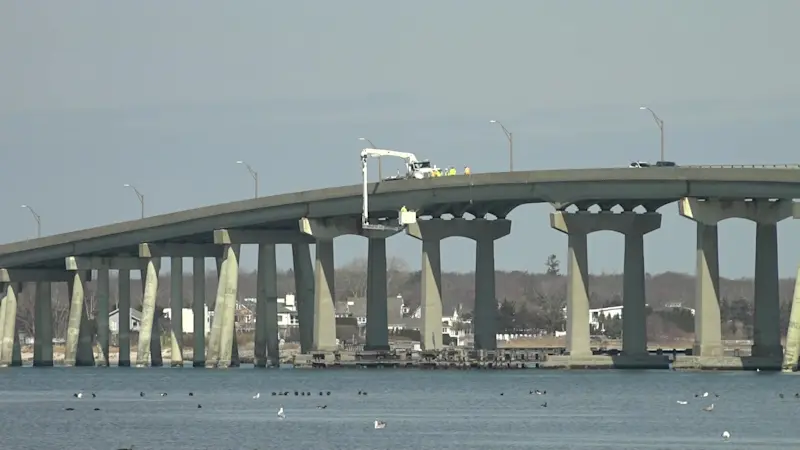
[2,1,799,278]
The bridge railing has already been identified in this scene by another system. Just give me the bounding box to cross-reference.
[682,164,800,169]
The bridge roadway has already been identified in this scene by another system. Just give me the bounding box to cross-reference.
[0,167,799,369]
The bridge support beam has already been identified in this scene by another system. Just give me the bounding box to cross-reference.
[118,269,131,367]
[300,218,361,353]
[33,282,53,366]
[0,283,21,367]
[215,229,316,360]
[292,243,315,354]
[95,269,110,366]
[207,245,240,368]
[64,270,94,366]
[170,257,184,367]
[680,198,792,360]
[192,258,206,367]
[137,258,161,367]
[782,266,800,372]
[362,229,403,351]
[407,218,512,351]
[550,211,661,358]
[256,244,279,367]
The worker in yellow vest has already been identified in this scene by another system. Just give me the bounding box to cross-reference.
[448,167,456,176]
[464,166,471,175]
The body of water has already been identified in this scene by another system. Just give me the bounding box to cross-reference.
[0,368,798,449]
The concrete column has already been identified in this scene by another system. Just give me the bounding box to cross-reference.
[118,269,131,367]
[313,239,337,352]
[753,223,782,357]
[782,266,800,371]
[96,269,110,366]
[622,233,647,355]
[680,198,792,357]
[694,223,723,356]
[474,238,498,350]
[192,257,205,367]
[218,244,240,368]
[256,244,279,367]
[365,238,389,351]
[11,328,21,367]
[65,271,86,366]
[0,283,18,367]
[420,240,443,350]
[170,257,184,367]
[292,243,315,353]
[206,256,226,367]
[33,282,53,367]
[76,306,96,367]
[0,287,6,363]
[566,232,591,356]
[136,258,160,367]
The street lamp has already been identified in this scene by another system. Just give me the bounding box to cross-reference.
[123,184,145,219]
[20,204,41,238]
[236,160,259,199]
[359,137,382,180]
[639,106,665,162]
[489,120,514,172]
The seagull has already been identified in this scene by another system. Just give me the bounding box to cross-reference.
[277,405,285,420]
[91,392,97,398]
[676,400,688,405]
[317,405,327,409]
[160,393,168,397]
[702,392,709,398]
[722,430,731,441]
[540,402,547,408]
[74,392,83,399]
[374,420,386,429]
[702,404,715,412]
[253,393,260,399]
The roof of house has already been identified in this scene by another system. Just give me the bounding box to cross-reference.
[335,297,367,318]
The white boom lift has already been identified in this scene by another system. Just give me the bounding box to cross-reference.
[360,148,419,231]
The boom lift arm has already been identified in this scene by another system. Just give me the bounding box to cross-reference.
[360,148,417,231]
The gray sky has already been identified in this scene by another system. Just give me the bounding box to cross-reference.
[2,0,800,277]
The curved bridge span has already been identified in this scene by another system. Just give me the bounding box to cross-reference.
[0,167,799,370]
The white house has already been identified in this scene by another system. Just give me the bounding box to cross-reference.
[109,308,142,334]
[163,305,212,335]
[589,305,624,331]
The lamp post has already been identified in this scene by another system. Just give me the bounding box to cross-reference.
[21,204,41,238]
[489,120,514,172]
[236,160,259,199]
[639,106,665,162]
[359,137,382,180]
[123,184,145,219]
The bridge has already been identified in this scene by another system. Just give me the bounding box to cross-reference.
[1,167,800,369]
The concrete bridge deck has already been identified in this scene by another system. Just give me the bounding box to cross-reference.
[1,166,800,370]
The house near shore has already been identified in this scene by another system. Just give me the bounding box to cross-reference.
[108,308,142,334]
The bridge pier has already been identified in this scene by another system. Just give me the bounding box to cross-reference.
[299,218,362,353]
[206,244,239,368]
[215,229,315,363]
[408,218,512,351]
[192,258,205,367]
[95,270,110,366]
[33,281,53,366]
[137,257,161,367]
[680,198,791,361]
[0,282,20,367]
[550,211,661,359]
[362,229,402,351]
[119,269,131,367]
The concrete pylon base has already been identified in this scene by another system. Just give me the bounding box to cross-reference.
[751,344,783,359]
[543,355,670,370]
